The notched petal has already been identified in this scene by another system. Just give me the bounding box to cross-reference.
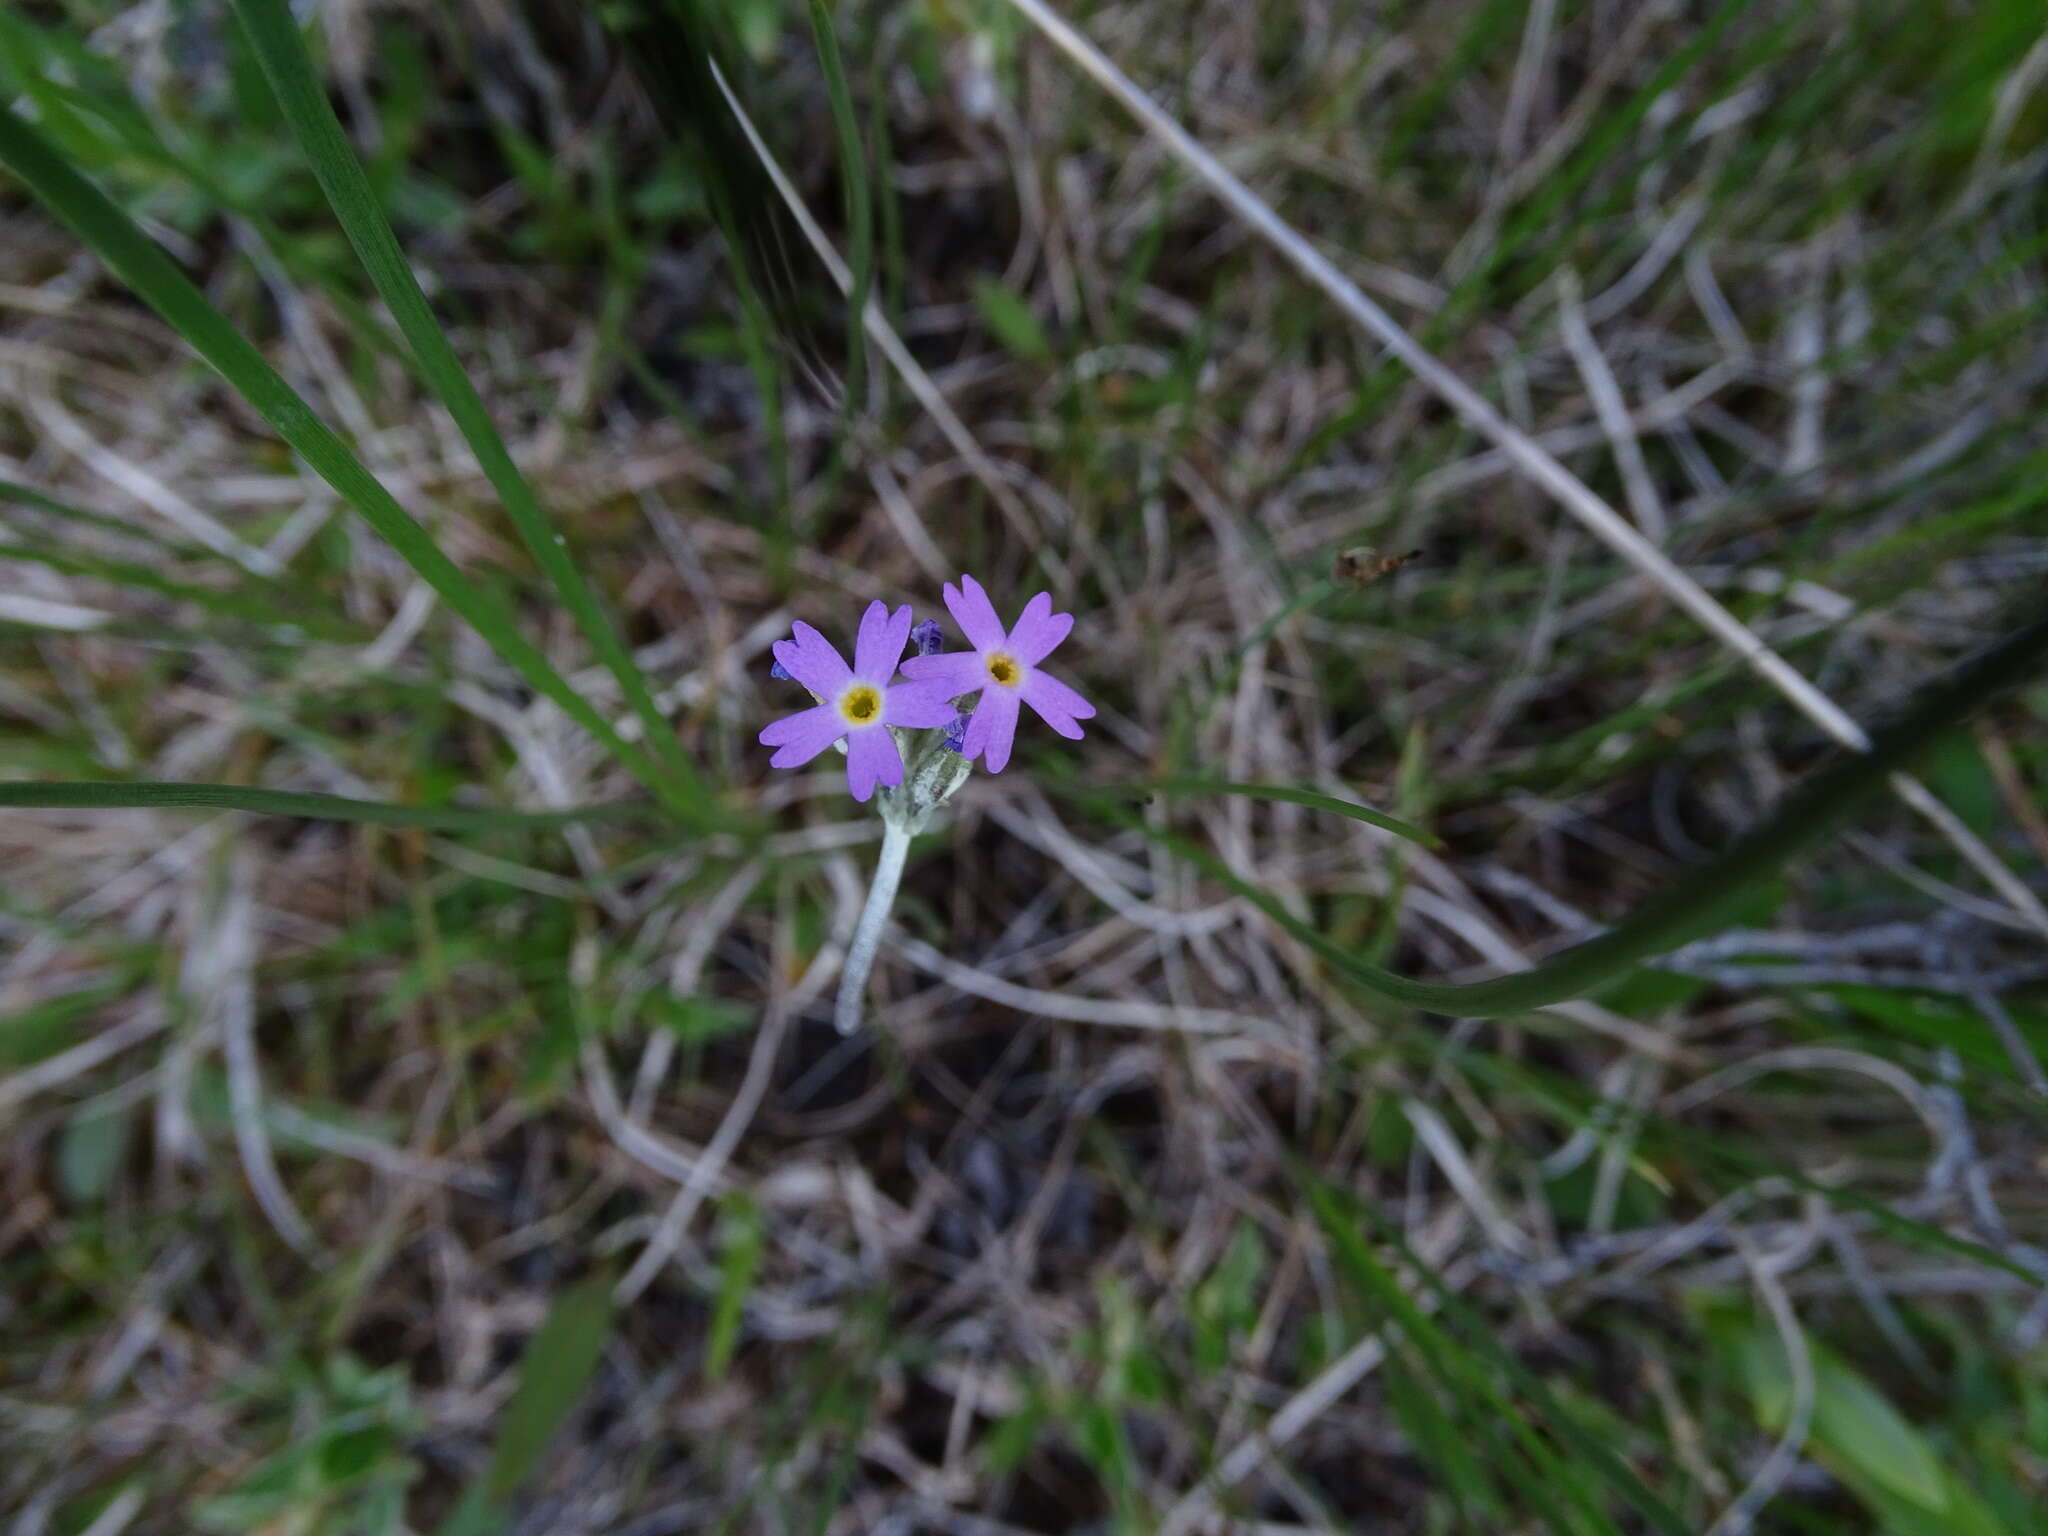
[944,574,1007,651]
[854,600,914,681]
[761,704,847,768]
[1022,670,1095,726]
[844,726,903,802]
[973,689,1022,773]
[777,622,853,694]
[1006,592,1072,666]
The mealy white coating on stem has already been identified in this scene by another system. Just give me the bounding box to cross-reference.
[833,727,974,1034]
[834,817,912,1035]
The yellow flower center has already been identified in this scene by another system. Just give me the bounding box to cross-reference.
[838,683,882,725]
[986,651,1022,687]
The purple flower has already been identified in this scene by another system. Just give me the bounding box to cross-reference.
[760,601,961,801]
[910,618,945,657]
[899,574,1095,773]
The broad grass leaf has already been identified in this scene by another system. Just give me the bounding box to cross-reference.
[1742,1331,1951,1515]
[483,1274,614,1500]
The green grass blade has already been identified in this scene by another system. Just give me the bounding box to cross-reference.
[706,1192,764,1381]
[1300,1178,1619,1534]
[0,6,413,367]
[0,780,655,832]
[1,476,206,558]
[483,1274,614,1499]
[229,0,705,815]
[867,32,908,328]
[0,543,352,639]
[806,0,874,413]
[1311,1178,1691,1535]
[1380,1349,1506,1526]
[1464,0,1763,313]
[1376,0,1522,172]
[606,0,799,513]
[1100,609,2048,1016]
[0,102,686,815]
[0,97,688,819]
[435,1274,614,1535]
[1062,777,1438,847]
[1457,1048,2043,1286]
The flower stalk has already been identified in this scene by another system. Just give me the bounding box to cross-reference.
[834,816,911,1035]
[833,725,974,1033]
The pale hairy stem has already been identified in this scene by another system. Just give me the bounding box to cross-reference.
[835,818,912,1035]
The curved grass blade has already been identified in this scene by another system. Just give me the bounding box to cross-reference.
[0,779,655,832]
[1061,777,1438,848]
[0,102,683,816]
[229,0,706,817]
[1095,609,2048,1017]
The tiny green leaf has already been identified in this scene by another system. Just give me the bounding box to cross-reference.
[57,1102,131,1203]
[705,1193,764,1380]
[973,277,1053,361]
[650,992,756,1046]
[317,1424,395,1484]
